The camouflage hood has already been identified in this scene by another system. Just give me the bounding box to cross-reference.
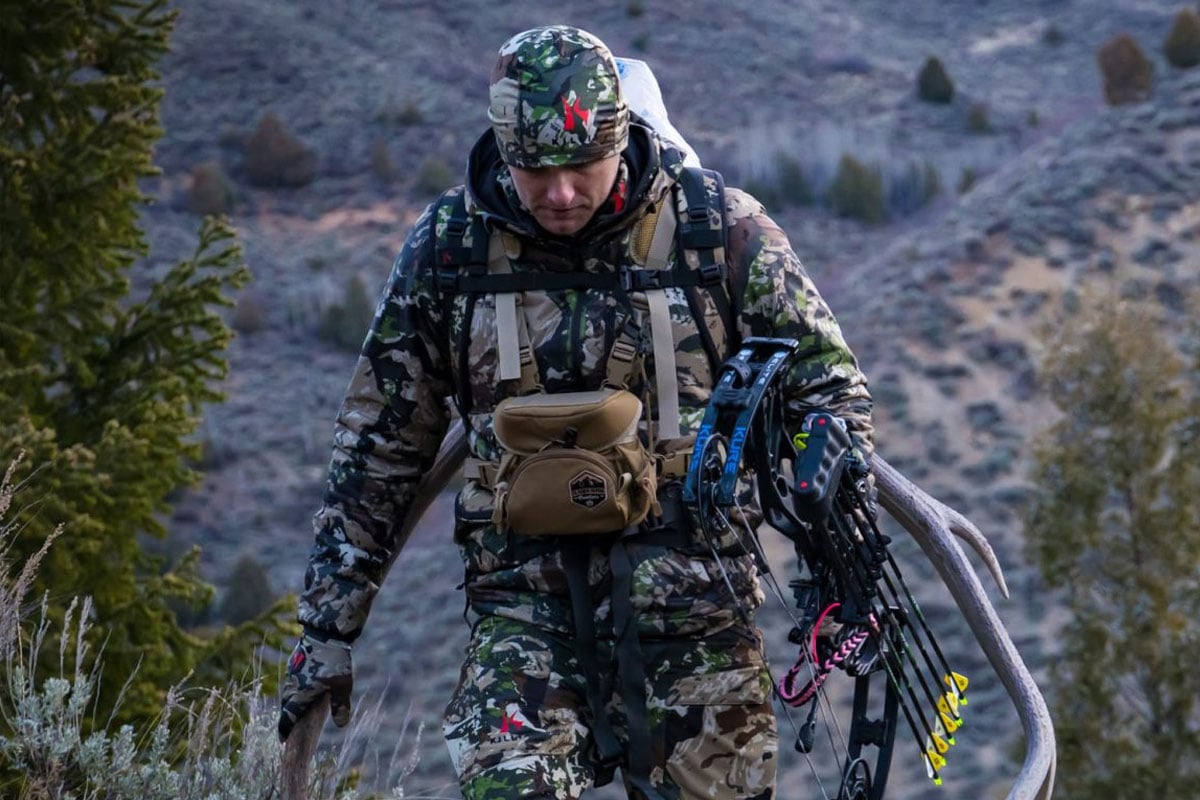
[463,117,685,246]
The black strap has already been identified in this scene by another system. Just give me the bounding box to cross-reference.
[437,264,725,295]
[676,166,740,359]
[562,544,625,772]
[675,166,726,252]
[608,533,665,800]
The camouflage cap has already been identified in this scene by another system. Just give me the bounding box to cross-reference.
[489,26,629,168]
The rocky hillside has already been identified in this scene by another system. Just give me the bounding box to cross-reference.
[142,1,1199,797]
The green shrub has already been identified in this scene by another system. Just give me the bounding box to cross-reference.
[188,161,234,215]
[826,154,885,224]
[0,494,420,799]
[369,138,397,183]
[1097,34,1155,105]
[958,167,979,195]
[244,113,316,188]
[219,555,275,625]
[414,155,457,196]
[231,290,267,335]
[775,155,814,207]
[319,274,375,352]
[966,102,991,133]
[379,100,425,126]
[885,160,941,217]
[744,153,813,210]
[1164,9,1200,69]
[917,56,955,104]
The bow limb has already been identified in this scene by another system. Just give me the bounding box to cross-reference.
[873,454,1055,800]
[281,420,470,799]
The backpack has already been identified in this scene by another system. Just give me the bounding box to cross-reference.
[432,163,741,452]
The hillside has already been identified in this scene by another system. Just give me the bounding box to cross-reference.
[142,1,1200,797]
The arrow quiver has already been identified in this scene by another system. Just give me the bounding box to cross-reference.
[683,337,971,800]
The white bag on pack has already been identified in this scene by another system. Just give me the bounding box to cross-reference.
[615,57,702,168]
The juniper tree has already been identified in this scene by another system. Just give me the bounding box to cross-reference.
[825,154,885,224]
[0,0,286,729]
[1026,294,1200,799]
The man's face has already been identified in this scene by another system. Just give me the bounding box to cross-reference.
[508,154,621,236]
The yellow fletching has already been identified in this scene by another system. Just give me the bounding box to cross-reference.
[926,746,947,772]
[941,690,960,715]
[940,709,960,733]
[946,671,969,694]
[931,731,950,754]
[938,694,962,722]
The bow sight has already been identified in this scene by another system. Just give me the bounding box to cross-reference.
[684,337,970,800]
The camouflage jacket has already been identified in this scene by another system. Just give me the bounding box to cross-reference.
[297,123,873,642]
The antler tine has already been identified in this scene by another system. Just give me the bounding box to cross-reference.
[281,420,470,800]
[943,501,1009,598]
[874,454,1055,800]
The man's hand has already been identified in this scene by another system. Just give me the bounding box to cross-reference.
[278,630,354,741]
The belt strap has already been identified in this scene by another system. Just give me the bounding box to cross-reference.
[562,536,668,800]
[609,533,664,800]
[562,544,624,771]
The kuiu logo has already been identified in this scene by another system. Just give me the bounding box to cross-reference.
[499,709,524,734]
[561,95,591,132]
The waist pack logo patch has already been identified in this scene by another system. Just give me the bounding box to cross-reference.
[569,470,607,508]
[491,388,659,536]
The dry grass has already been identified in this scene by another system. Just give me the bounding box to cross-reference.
[0,457,422,800]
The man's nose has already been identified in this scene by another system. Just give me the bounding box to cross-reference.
[544,170,576,206]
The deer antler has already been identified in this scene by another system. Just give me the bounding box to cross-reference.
[874,454,1056,800]
[281,421,470,800]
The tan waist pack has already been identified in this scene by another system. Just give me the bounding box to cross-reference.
[491,388,659,536]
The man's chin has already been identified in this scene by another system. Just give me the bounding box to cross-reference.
[535,212,588,236]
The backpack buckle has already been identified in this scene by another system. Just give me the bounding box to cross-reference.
[698,263,724,286]
[622,270,664,292]
[686,204,709,225]
[436,268,459,293]
[445,217,467,239]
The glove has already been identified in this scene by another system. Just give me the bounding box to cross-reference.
[278,629,354,741]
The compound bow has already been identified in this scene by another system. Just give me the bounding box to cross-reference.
[681,336,1049,799]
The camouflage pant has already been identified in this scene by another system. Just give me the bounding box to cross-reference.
[443,615,778,800]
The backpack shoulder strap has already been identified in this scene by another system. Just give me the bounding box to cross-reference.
[673,165,739,342]
[623,165,739,441]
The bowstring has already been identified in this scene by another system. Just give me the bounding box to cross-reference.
[692,433,838,800]
[733,496,854,792]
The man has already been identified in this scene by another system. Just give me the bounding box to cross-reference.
[279,25,872,800]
